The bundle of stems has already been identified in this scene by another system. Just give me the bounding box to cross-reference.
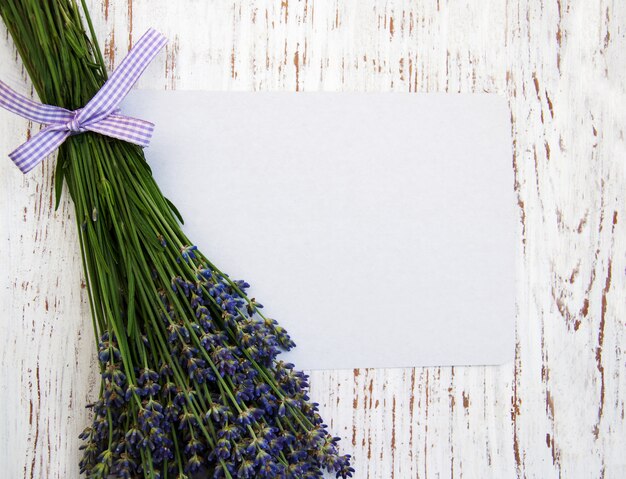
[0,1,353,478]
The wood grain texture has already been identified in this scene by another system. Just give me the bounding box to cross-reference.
[1,1,624,477]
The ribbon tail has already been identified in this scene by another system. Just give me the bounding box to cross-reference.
[9,126,71,173]
[86,115,155,147]
[77,29,167,126]
[0,80,74,124]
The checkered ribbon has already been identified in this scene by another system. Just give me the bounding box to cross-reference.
[0,29,167,174]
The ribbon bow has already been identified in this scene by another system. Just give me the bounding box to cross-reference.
[0,29,167,174]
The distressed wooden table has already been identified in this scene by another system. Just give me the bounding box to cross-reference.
[1,1,624,478]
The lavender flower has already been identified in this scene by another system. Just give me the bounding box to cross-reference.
[81,257,353,478]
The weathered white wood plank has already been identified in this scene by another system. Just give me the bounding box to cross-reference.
[1,1,624,478]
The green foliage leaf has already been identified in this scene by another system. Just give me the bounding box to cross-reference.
[165,197,185,225]
[126,268,136,337]
[54,153,66,210]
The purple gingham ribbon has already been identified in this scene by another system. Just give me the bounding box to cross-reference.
[0,29,167,174]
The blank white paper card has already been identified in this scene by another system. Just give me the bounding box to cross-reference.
[122,91,516,370]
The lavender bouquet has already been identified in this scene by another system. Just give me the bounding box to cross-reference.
[0,1,353,478]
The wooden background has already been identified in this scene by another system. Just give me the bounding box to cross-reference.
[1,1,624,477]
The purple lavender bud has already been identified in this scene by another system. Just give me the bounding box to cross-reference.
[185,454,202,474]
[125,428,143,447]
[234,279,250,291]
[237,459,254,479]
